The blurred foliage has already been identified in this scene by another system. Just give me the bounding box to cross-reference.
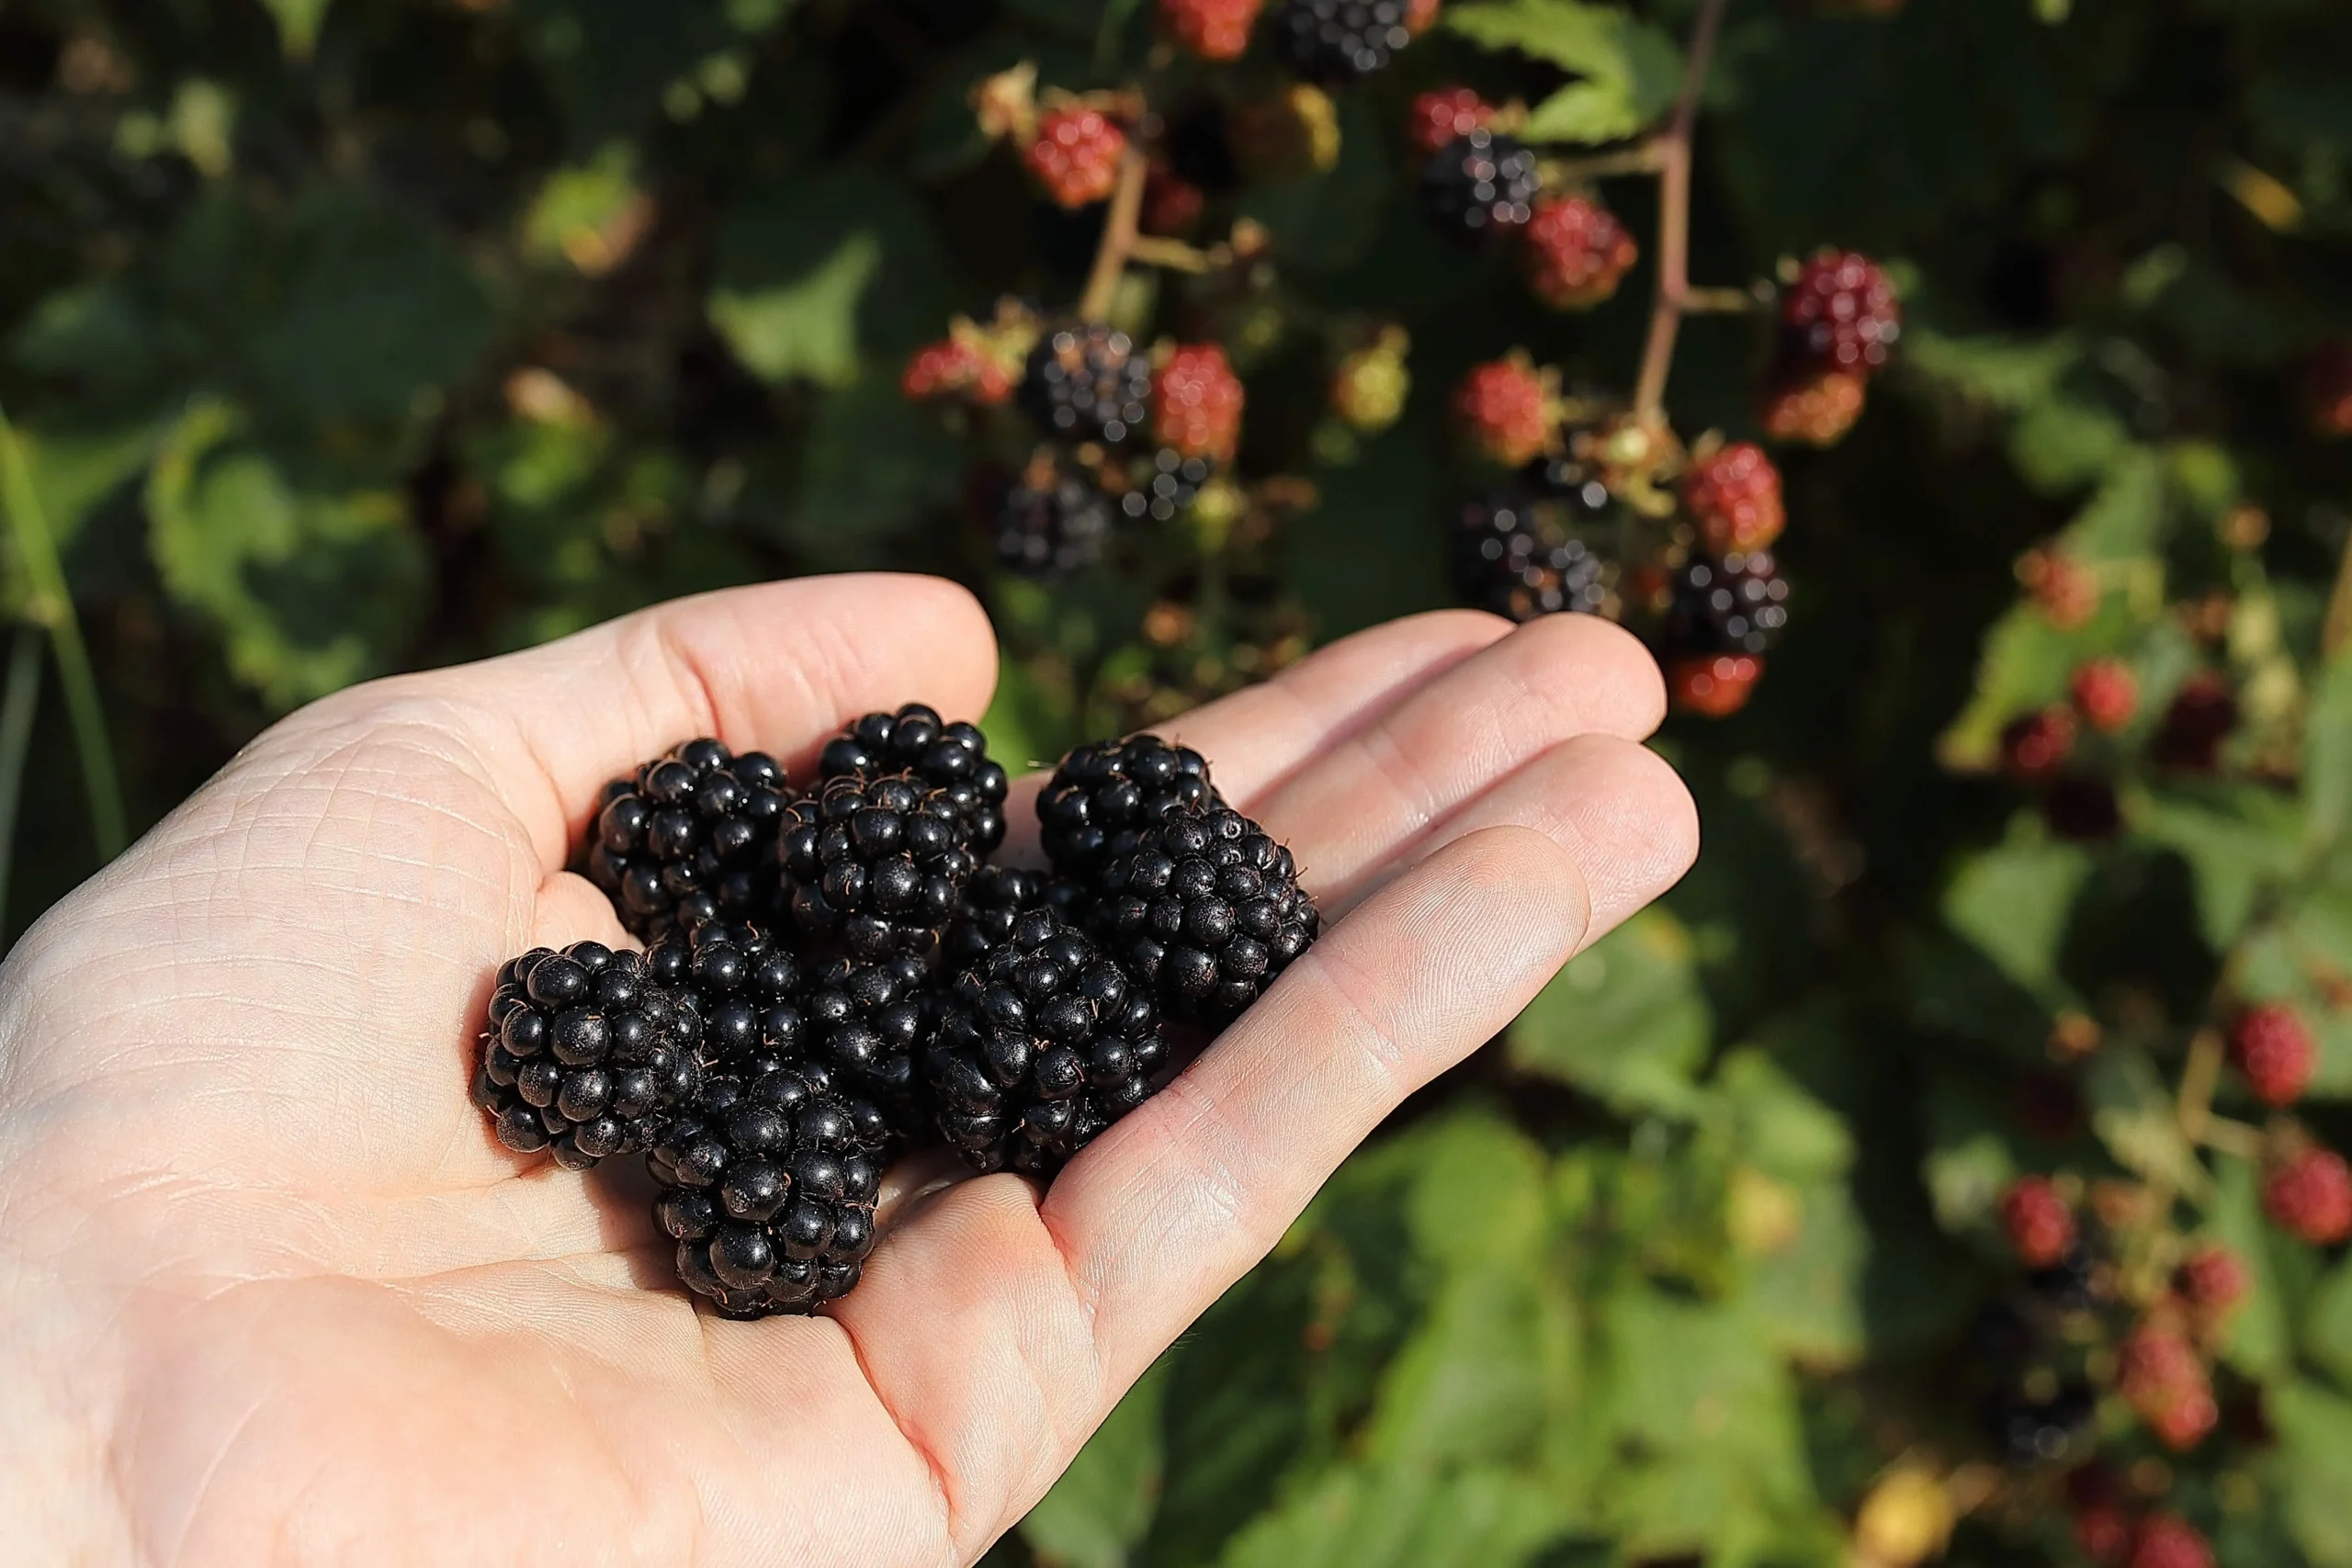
[5,0,2352,1563]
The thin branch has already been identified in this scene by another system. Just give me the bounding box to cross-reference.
[1079,147,1151,323]
[1543,141,1670,181]
[1128,235,1213,274]
[2177,1026,2225,1148]
[1631,0,1733,423]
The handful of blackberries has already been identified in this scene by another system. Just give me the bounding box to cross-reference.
[470,705,1318,1319]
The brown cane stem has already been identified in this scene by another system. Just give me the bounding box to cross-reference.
[1079,147,1151,322]
[1630,0,1732,423]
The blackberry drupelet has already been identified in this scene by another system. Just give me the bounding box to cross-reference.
[1093,801,1319,1027]
[819,703,1011,855]
[1021,323,1154,446]
[1419,129,1540,247]
[778,772,978,960]
[803,951,937,1142]
[650,1062,884,1318]
[1451,491,1606,623]
[473,942,704,1170]
[1273,0,1414,84]
[1118,448,1215,524]
[993,461,1115,579]
[928,907,1167,1176]
[947,864,1075,969]
[1665,549,1790,656]
[1036,734,1219,884]
[647,919,804,1065]
[585,739,790,942]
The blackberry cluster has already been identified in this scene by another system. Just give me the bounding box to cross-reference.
[647,920,803,1062]
[928,908,1167,1176]
[1273,0,1415,84]
[803,952,936,1139]
[1021,323,1154,447]
[819,704,1011,855]
[650,1062,884,1317]
[1092,801,1319,1027]
[778,773,977,960]
[1420,129,1541,247]
[1036,734,1219,878]
[1451,491,1607,623]
[1665,549,1790,656]
[586,740,790,942]
[472,942,703,1170]
[991,459,1115,580]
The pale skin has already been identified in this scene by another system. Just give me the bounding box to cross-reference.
[0,575,1697,1567]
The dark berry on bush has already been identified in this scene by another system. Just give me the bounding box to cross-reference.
[2154,674,2237,772]
[928,907,1167,1177]
[1273,0,1414,83]
[778,773,977,961]
[647,920,804,1066]
[585,739,790,942]
[1451,491,1606,623]
[1037,734,1220,884]
[650,1063,884,1318]
[1093,801,1319,1027]
[991,460,1115,580]
[1665,549,1790,656]
[1991,1382,2095,1466]
[818,703,1011,856]
[1021,323,1154,447]
[472,942,705,1170]
[1419,129,1540,247]
[1118,448,1215,524]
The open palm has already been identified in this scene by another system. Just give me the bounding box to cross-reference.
[0,575,1695,1566]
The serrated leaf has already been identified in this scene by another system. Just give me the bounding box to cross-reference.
[1021,1362,1167,1568]
[2271,1381,2352,1566]
[2206,1152,2294,1377]
[2081,1045,2210,1200]
[1216,1461,1571,1568]
[2132,786,2307,948]
[1902,329,2082,412]
[1940,823,2093,999]
[1446,1,1682,145]
[2305,655,2352,851]
[1509,909,1712,1117]
[709,231,880,386]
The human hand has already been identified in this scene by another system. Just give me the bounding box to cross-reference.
[0,575,1695,1566]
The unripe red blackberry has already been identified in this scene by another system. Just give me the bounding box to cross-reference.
[819,704,1011,857]
[1999,1176,2075,1269]
[2231,1001,2316,1107]
[586,739,791,942]
[1037,734,1219,883]
[1670,654,1763,717]
[928,907,1168,1177]
[650,1062,884,1317]
[2069,660,2139,733]
[1022,322,1154,447]
[2075,1505,2132,1565]
[1025,107,1128,209]
[1161,0,1263,59]
[2019,546,2099,628]
[1408,87,1492,154]
[1419,128,1540,247]
[2154,674,2237,772]
[1093,800,1320,1027]
[1142,162,1206,236]
[2117,1320,2217,1450]
[2175,1244,2249,1321]
[473,942,706,1170]
[1665,549,1790,657]
[1999,707,2076,780]
[2301,342,2352,441]
[901,337,1014,405]
[2267,1146,2352,1244]
[1758,367,1867,447]
[1682,442,1785,554]
[1273,0,1415,84]
[1781,249,1901,376]
[1451,491,1605,623]
[1521,196,1637,310]
[1453,356,1553,468]
[1154,344,1246,463]
[2127,1515,2213,1568]
[777,772,977,961]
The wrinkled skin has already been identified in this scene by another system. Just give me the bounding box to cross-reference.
[0,576,1696,1566]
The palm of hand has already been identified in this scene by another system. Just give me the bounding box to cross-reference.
[0,577,1694,1566]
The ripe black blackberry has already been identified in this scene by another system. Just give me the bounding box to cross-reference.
[472,942,704,1170]
[1273,0,1413,84]
[1989,1383,2096,1467]
[1664,549,1790,656]
[1451,491,1607,623]
[650,1062,884,1318]
[803,951,937,1143]
[585,739,791,942]
[1021,323,1154,446]
[1036,734,1219,885]
[1117,449,1215,524]
[647,920,804,1065]
[1093,801,1319,1027]
[778,772,977,960]
[992,460,1114,580]
[1419,129,1540,247]
[819,704,1012,855]
[928,907,1167,1176]
[946,864,1086,969]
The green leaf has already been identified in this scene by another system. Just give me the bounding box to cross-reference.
[2081,1045,2210,1201]
[1022,1363,1167,1568]
[785,370,965,559]
[1215,1461,1571,1568]
[1285,435,1448,639]
[2271,1380,2352,1566]
[2131,786,2306,949]
[709,232,880,386]
[1940,822,2093,1000]
[263,0,334,56]
[1446,1,1682,146]
[2306,654,2352,852]
[1509,909,1713,1117]
[1902,329,2081,412]
[2206,1152,2294,1377]
[1238,96,1395,273]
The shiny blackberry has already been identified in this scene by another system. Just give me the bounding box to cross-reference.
[1273,0,1413,84]
[1419,129,1540,247]
[1664,549,1790,656]
[647,920,804,1066]
[1451,491,1607,623]
[1036,734,1219,884]
[928,908,1167,1177]
[803,951,937,1142]
[1093,801,1319,1027]
[1020,323,1154,446]
[993,462,1114,580]
[947,864,1070,969]
[1118,449,1215,524]
[777,772,977,960]
[650,1063,884,1318]
[472,942,704,1170]
[818,703,1012,855]
[585,739,790,942]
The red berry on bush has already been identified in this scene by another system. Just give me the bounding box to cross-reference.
[1143,163,1206,235]
[2301,342,2352,441]
[1154,344,1246,463]
[1521,196,1638,310]
[2069,660,2137,732]
[1781,249,1901,376]
[1999,706,2075,781]
[1759,367,1867,446]
[1683,442,1785,554]
[1161,0,1264,59]
[2232,1002,2316,1107]
[1405,0,1442,31]
[2127,1514,2213,1568]
[1026,107,1128,209]
[1670,654,1763,717]
[2020,547,2100,629]
[2176,1244,2249,1320]
[1999,1176,2075,1268]
[2075,1506,2133,1564]
[1408,87,1493,153]
[2267,1146,2352,1244]
[902,338,1013,405]
[2117,1321,2217,1450]
[1453,356,1552,468]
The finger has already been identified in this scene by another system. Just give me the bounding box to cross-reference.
[830,827,1591,1551]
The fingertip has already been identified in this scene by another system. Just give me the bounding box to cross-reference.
[1506,612,1668,740]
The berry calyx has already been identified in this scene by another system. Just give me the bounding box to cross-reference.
[1521,196,1638,310]
[1408,87,1493,154]
[1759,367,1868,446]
[2117,1320,2218,1450]
[1154,343,1247,462]
[1670,654,1763,717]
[1453,355,1555,468]
[1161,0,1264,60]
[2175,1245,2249,1322]
[2231,1001,2316,1107]
[1025,107,1129,209]
[2070,660,2139,732]
[1781,249,1901,376]
[2127,1515,2214,1568]
[2000,707,2076,780]
[1682,441,1786,554]
[1999,1176,2075,1269]
[2267,1146,2352,1244]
